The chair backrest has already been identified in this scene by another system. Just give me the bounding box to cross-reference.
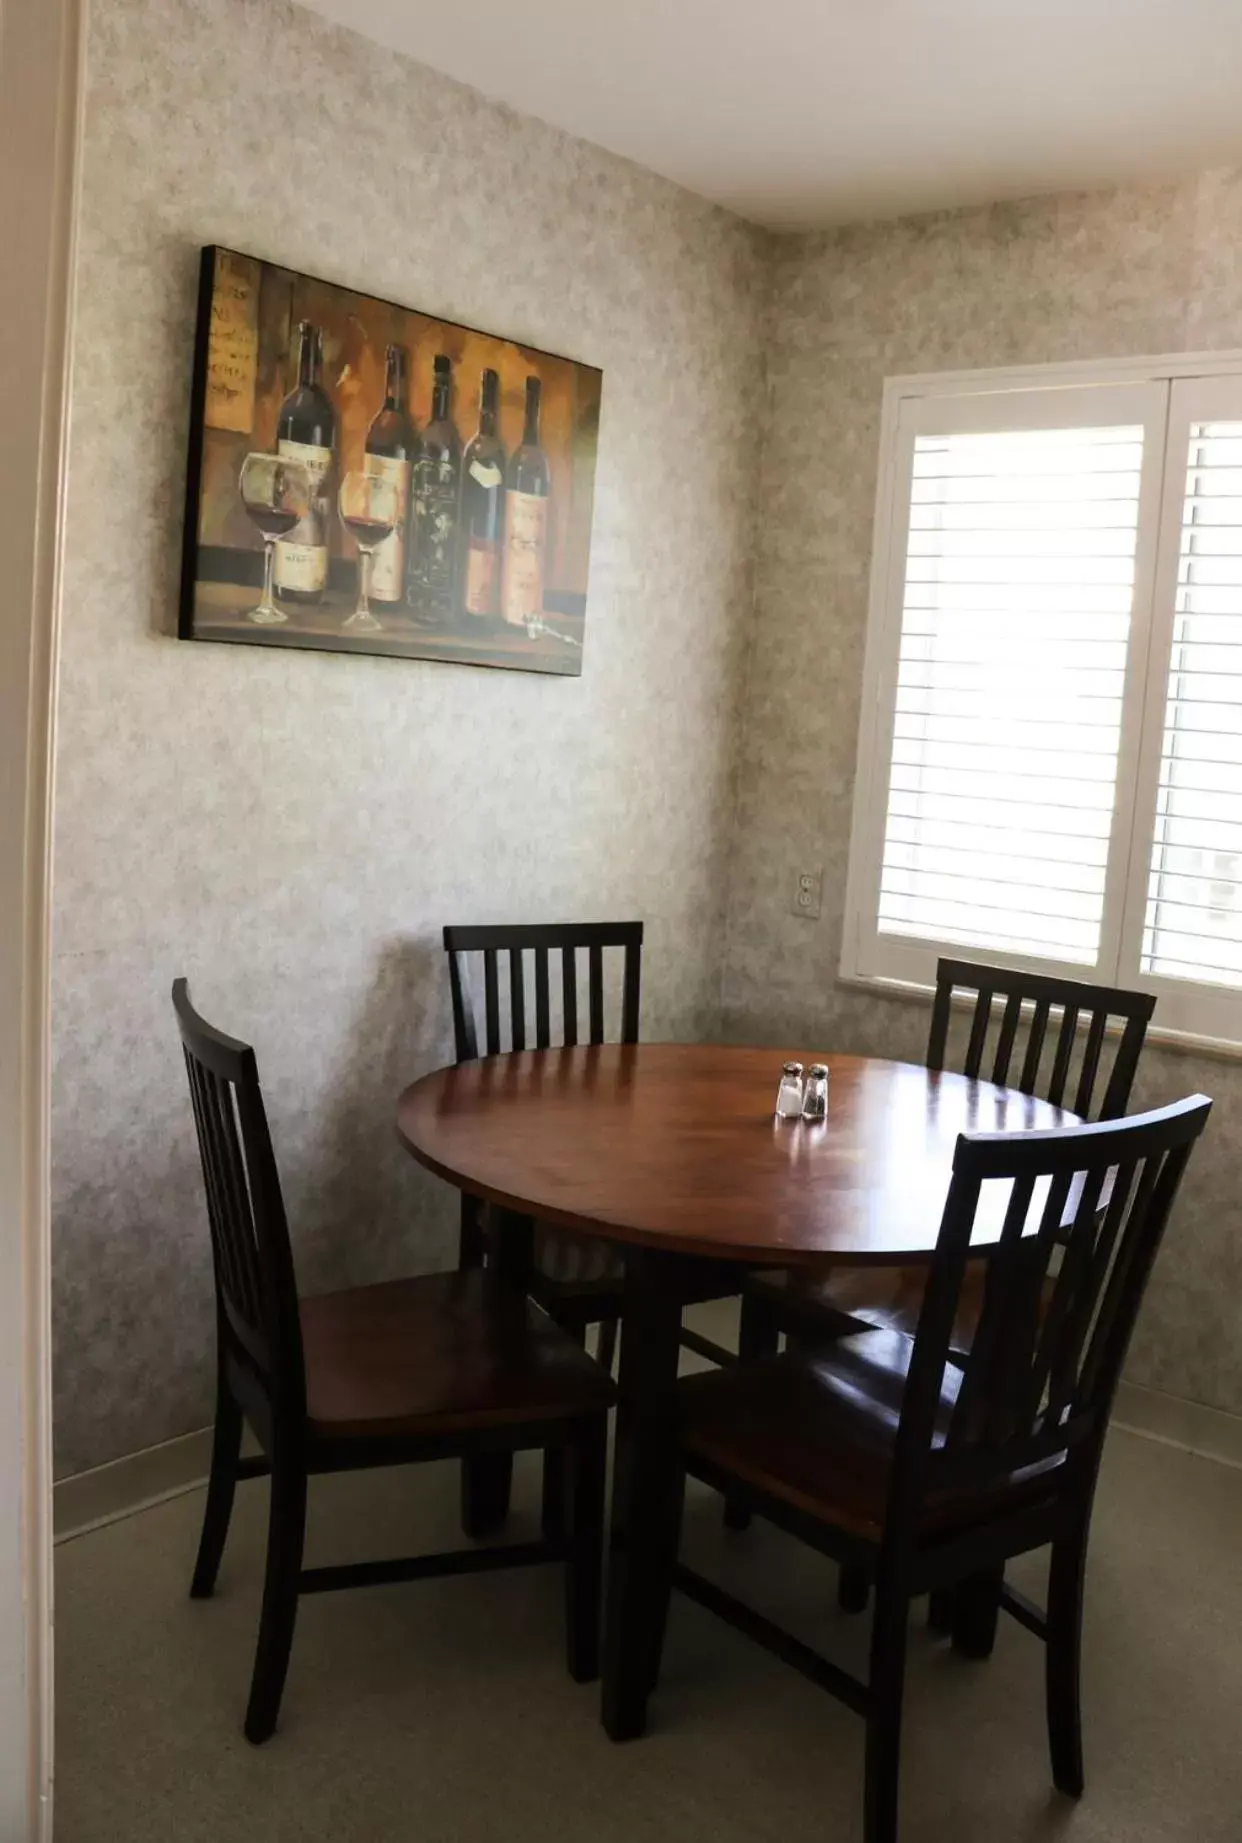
[442,921,643,1062]
[890,1093,1211,1543]
[927,957,1156,1120]
[172,979,304,1420]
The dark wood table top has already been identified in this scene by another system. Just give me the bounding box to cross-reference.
[396,1044,1078,1267]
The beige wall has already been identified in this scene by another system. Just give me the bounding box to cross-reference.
[722,177,1242,1418]
[52,0,1242,1476]
[51,0,769,1475]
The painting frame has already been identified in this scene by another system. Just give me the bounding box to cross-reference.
[178,245,603,677]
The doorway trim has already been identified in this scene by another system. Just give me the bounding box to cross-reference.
[0,0,84,1833]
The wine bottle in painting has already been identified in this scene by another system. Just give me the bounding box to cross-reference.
[458,366,506,625]
[365,343,417,610]
[274,320,335,605]
[408,353,460,623]
[502,375,550,630]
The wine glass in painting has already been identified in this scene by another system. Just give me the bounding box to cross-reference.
[238,452,311,625]
[339,470,399,633]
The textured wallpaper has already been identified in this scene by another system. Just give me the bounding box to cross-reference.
[51,0,770,1475]
[53,0,1242,1477]
[721,176,1242,1419]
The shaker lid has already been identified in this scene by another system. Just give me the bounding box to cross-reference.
[781,1060,804,1076]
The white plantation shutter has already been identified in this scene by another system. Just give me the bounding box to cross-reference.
[847,364,1242,1040]
[1140,395,1242,997]
[880,421,1145,965]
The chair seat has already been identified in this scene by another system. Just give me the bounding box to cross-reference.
[301,1271,616,1442]
[681,1330,1061,1541]
[745,1259,989,1350]
[535,1225,626,1288]
[746,1252,1064,1357]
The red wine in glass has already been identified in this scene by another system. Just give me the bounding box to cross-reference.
[340,514,394,548]
[244,504,301,541]
[338,469,399,633]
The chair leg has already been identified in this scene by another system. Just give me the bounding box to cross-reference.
[565,1418,608,1684]
[462,1455,514,1538]
[864,1586,909,1843]
[543,1323,588,1540]
[1046,1525,1088,1797]
[190,1373,243,1599]
[723,1293,780,1531]
[644,1459,686,1696]
[595,1316,619,1376]
[952,1567,1002,1661]
[243,1446,307,1745]
[838,1566,870,1613]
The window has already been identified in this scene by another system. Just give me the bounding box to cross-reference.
[843,359,1242,1046]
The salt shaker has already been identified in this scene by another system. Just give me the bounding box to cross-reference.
[774,1061,805,1120]
[801,1063,830,1122]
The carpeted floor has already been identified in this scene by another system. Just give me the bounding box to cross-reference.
[55,1413,1242,1842]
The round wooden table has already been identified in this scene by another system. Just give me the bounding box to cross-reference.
[395,1043,1075,1739]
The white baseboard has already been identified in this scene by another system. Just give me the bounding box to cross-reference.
[54,1426,213,1543]
[1111,1380,1242,1471]
[52,1355,1242,1546]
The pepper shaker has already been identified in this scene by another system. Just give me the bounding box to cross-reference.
[801,1063,829,1122]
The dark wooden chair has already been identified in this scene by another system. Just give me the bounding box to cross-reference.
[174,978,614,1743]
[740,957,1156,1362]
[443,921,642,1375]
[656,1092,1211,1843]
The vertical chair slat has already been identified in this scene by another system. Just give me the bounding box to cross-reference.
[483,950,501,1055]
[447,950,478,1063]
[991,991,1024,1086]
[199,1065,253,1327]
[1020,1159,1108,1423]
[926,972,954,1071]
[621,941,641,1044]
[219,1080,262,1328]
[1077,1152,1167,1403]
[949,1171,1037,1447]
[986,1167,1073,1449]
[1073,1010,1108,1118]
[1099,1012,1149,1120]
[1038,1158,1134,1425]
[588,944,605,1045]
[1017,999,1051,1095]
[534,948,551,1049]
[186,1054,237,1310]
[963,991,993,1080]
[1047,1007,1079,1108]
[509,947,526,1053]
[562,947,579,1046]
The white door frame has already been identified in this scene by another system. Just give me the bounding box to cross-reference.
[0,0,83,1834]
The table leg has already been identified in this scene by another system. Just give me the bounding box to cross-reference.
[461,1206,533,1538]
[601,1249,687,1742]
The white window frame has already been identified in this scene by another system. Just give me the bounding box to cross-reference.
[841,349,1242,1055]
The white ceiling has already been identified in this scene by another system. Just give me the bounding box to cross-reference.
[301,0,1242,229]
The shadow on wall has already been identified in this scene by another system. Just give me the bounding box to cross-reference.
[263,934,459,1301]
[52,935,461,1478]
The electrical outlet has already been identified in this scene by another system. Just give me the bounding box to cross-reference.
[792,867,822,919]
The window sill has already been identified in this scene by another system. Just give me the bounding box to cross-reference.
[836,971,1242,1066]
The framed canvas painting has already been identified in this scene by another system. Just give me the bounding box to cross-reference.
[179,246,603,675]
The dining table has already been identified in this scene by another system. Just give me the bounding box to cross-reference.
[395,1041,1075,1741]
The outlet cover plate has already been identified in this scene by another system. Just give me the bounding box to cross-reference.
[792,867,822,919]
